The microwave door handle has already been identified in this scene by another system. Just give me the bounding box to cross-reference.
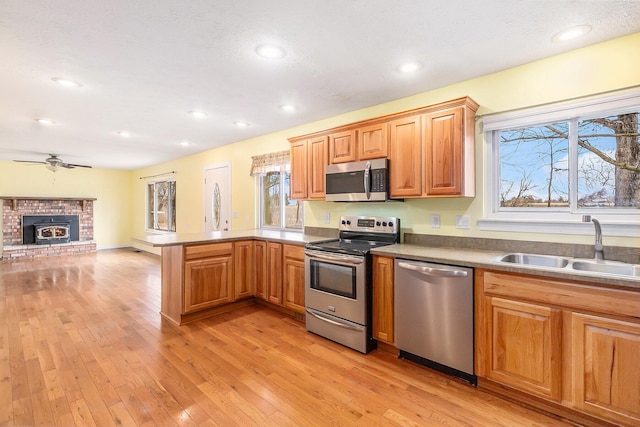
[364,161,371,199]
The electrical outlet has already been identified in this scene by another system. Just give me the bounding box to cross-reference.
[430,214,440,228]
[233,211,238,218]
[323,212,330,224]
[455,215,470,229]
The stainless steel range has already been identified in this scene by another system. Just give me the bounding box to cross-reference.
[304,215,400,353]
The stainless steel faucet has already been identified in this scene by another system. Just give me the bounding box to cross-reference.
[582,215,604,260]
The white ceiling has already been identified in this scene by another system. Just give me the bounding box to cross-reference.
[1,1,639,170]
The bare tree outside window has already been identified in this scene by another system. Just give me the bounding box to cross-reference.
[498,111,639,210]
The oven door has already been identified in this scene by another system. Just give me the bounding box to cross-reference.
[304,249,366,325]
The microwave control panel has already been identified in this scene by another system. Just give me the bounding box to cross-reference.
[370,168,387,192]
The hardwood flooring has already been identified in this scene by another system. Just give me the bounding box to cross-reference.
[0,249,574,426]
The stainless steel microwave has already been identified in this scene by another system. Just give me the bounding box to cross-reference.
[325,159,389,202]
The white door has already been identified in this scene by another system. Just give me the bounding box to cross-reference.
[204,163,231,232]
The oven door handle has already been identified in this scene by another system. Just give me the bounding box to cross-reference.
[306,308,365,332]
[304,250,364,265]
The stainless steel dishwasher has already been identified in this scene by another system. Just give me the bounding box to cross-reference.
[394,259,476,385]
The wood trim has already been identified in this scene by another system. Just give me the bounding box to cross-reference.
[287,96,478,143]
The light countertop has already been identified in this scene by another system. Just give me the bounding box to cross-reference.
[132,229,330,248]
[372,244,640,291]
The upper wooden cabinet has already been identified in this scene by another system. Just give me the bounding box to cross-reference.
[358,122,389,160]
[290,136,328,200]
[329,130,357,164]
[289,96,478,200]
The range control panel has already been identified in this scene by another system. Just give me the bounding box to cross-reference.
[338,215,399,233]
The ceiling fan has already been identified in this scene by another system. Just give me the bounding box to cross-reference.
[13,154,92,171]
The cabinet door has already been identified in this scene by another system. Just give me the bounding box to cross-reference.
[424,107,463,196]
[267,242,283,305]
[233,240,254,300]
[253,240,267,300]
[290,139,308,200]
[283,244,305,314]
[358,122,388,160]
[389,115,422,197]
[184,255,233,313]
[308,136,328,199]
[329,130,357,164]
[572,313,640,426]
[372,255,394,344]
[486,297,562,402]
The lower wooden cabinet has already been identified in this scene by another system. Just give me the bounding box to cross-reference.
[484,296,562,401]
[571,313,640,425]
[267,242,283,305]
[283,244,305,314]
[372,255,394,345]
[476,269,640,427]
[183,242,233,313]
[233,240,254,300]
[253,240,268,300]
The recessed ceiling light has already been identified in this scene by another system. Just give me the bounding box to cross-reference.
[255,44,286,59]
[398,61,423,73]
[188,110,209,118]
[51,77,82,88]
[179,140,191,147]
[117,131,131,137]
[552,25,592,43]
[280,104,296,112]
[234,121,250,127]
[34,118,57,125]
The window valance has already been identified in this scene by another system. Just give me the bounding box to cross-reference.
[249,150,290,176]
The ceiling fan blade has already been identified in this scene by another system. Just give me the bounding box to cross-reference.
[64,163,92,168]
[13,160,46,164]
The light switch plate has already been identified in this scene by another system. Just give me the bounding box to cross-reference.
[430,214,440,228]
[455,215,470,229]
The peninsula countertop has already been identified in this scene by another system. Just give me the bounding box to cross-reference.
[132,229,330,248]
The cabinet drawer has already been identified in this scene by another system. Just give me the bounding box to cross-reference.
[482,271,640,318]
[283,243,304,260]
[184,242,233,260]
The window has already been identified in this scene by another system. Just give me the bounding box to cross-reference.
[251,150,303,230]
[147,180,176,232]
[482,90,639,236]
[259,171,302,230]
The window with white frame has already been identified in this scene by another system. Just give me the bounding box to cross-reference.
[481,90,639,235]
[251,150,303,230]
[147,179,176,232]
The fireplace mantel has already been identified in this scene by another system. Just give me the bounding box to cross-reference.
[0,196,97,211]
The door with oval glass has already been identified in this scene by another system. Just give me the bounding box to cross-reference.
[204,163,231,232]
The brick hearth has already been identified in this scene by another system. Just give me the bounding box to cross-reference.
[2,197,96,259]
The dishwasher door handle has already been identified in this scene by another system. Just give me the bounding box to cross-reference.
[397,261,468,277]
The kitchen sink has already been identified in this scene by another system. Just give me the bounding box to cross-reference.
[495,252,640,278]
[571,259,640,277]
[497,253,571,268]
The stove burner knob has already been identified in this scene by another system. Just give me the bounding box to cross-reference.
[346,220,351,225]
[382,221,387,227]
[376,221,381,226]
[341,220,346,225]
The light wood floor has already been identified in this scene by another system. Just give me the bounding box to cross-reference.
[0,248,574,426]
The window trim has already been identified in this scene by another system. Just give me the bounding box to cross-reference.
[146,178,177,233]
[479,89,640,238]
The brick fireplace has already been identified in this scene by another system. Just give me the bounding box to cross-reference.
[1,197,96,259]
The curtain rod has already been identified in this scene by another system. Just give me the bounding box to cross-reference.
[139,171,176,180]
[476,84,640,120]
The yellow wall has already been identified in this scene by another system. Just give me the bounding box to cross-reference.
[0,162,132,250]
[132,32,640,250]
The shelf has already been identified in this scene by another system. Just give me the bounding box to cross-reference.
[0,196,97,211]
